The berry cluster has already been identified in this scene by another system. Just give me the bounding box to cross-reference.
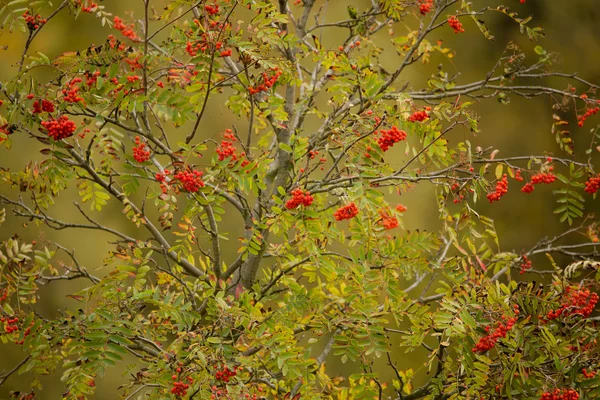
[448,16,464,33]
[486,174,508,203]
[0,289,7,303]
[15,319,34,345]
[334,202,359,221]
[171,380,190,397]
[0,124,12,143]
[418,0,433,15]
[472,305,519,353]
[248,68,282,95]
[205,3,220,15]
[584,174,600,194]
[408,107,431,122]
[539,389,579,400]
[23,11,46,31]
[113,16,139,41]
[519,255,532,275]
[577,107,599,127]
[514,169,524,182]
[170,365,194,397]
[521,171,556,193]
[378,210,398,230]
[215,365,237,383]
[545,287,598,321]
[174,169,205,193]
[133,136,150,163]
[216,131,237,161]
[377,126,407,152]
[155,170,170,183]
[582,368,597,379]
[62,78,83,103]
[84,70,103,87]
[1,316,19,333]
[41,115,77,141]
[285,188,314,210]
[74,0,99,13]
[187,39,222,56]
[33,99,55,114]
[396,204,407,213]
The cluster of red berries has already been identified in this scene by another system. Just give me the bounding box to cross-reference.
[186,39,221,57]
[15,319,34,345]
[584,174,600,194]
[519,255,532,275]
[174,169,205,193]
[408,107,431,122]
[531,171,556,184]
[75,0,99,13]
[33,99,54,114]
[377,126,407,152]
[396,204,407,213]
[215,130,250,169]
[214,365,237,383]
[1,316,19,334]
[220,49,232,57]
[107,34,127,51]
[521,171,556,193]
[539,389,579,400]
[582,368,597,379]
[418,0,433,15]
[170,365,194,397]
[171,380,191,397]
[84,70,103,87]
[216,130,236,160]
[514,169,524,182]
[205,4,220,15]
[133,136,150,163]
[545,287,598,321]
[128,55,143,71]
[472,305,519,353]
[185,18,227,56]
[23,11,46,31]
[155,170,170,183]
[577,107,599,127]
[113,16,139,41]
[0,124,12,142]
[378,210,398,230]
[155,169,171,194]
[308,150,324,161]
[42,115,77,141]
[285,188,314,210]
[334,202,359,221]
[248,68,282,95]
[450,181,466,204]
[486,174,508,203]
[62,78,83,103]
[0,289,8,303]
[448,16,464,33]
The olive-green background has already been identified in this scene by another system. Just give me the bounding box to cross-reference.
[1,1,599,398]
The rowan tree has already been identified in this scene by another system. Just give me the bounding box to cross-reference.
[0,0,599,399]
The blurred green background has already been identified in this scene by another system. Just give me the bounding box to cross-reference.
[1,0,600,398]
